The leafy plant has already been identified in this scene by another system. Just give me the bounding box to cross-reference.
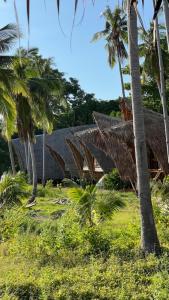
[96,191,126,220]
[62,178,79,188]
[0,172,27,207]
[67,186,125,226]
[104,169,130,191]
[151,176,169,215]
[67,185,96,226]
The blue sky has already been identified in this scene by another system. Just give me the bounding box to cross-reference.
[0,0,154,100]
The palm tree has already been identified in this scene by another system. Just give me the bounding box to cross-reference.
[67,186,125,226]
[0,24,18,52]
[139,23,168,95]
[10,53,39,204]
[163,0,169,52]
[127,0,160,254]
[0,23,19,174]
[92,6,128,99]
[28,54,65,187]
[153,0,169,164]
[0,87,16,175]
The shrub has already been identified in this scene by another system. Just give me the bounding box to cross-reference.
[85,227,111,256]
[0,172,27,208]
[104,169,130,191]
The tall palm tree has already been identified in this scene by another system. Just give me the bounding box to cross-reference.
[153,0,169,163]
[139,23,167,95]
[10,53,39,204]
[92,6,128,99]
[0,87,16,175]
[0,23,19,174]
[163,0,169,51]
[28,54,65,187]
[127,0,160,254]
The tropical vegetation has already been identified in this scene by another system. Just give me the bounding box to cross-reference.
[1,0,169,298]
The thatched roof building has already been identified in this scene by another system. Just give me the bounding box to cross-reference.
[103,109,169,175]
[12,124,115,181]
[75,109,169,183]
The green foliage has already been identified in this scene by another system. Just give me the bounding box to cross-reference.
[152,176,169,215]
[104,169,130,190]
[67,186,125,225]
[62,178,79,188]
[67,185,96,226]
[96,191,126,220]
[0,172,27,207]
[1,188,169,299]
[0,138,11,175]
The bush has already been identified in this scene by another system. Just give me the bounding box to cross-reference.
[104,169,131,191]
[0,172,27,208]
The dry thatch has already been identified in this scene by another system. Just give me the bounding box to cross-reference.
[93,111,121,129]
[75,126,136,182]
[104,109,169,175]
[12,125,96,180]
[75,109,169,181]
[46,144,68,177]
[65,138,84,178]
[79,141,95,179]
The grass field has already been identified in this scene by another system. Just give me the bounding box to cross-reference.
[0,186,169,299]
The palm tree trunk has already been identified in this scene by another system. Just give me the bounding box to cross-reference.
[24,141,28,172]
[117,52,126,99]
[27,141,32,184]
[8,140,16,175]
[156,79,161,97]
[28,136,37,204]
[42,130,46,187]
[163,0,169,52]
[127,0,160,254]
[154,0,169,163]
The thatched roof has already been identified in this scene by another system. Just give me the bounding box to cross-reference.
[46,144,68,177]
[12,121,115,181]
[12,125,96,180]
[104,109,169,174]
[76,109,169,182]
[65,138,84,178]
[75,126,136,182]
[93,111,121,129]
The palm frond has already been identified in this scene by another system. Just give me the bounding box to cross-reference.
[0,24,19,53]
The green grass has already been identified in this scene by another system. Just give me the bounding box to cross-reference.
[0,186,169,299]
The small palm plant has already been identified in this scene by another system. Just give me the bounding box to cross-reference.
[67,185,125,226]
[0,172,27,208]
[67,185,96,226]
[96,191,126,221]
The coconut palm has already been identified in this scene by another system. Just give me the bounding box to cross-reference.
[67,186,125,226]
[162,0,169,52]
[0,23,18,52]
[28,54,65,187]
[0,23,19,174]
[127,0,160,254]
[10,52,39,204]
[92,6,128,99]
[153,0,169,164]
[139,23,169,95]
[0,88,16,175]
